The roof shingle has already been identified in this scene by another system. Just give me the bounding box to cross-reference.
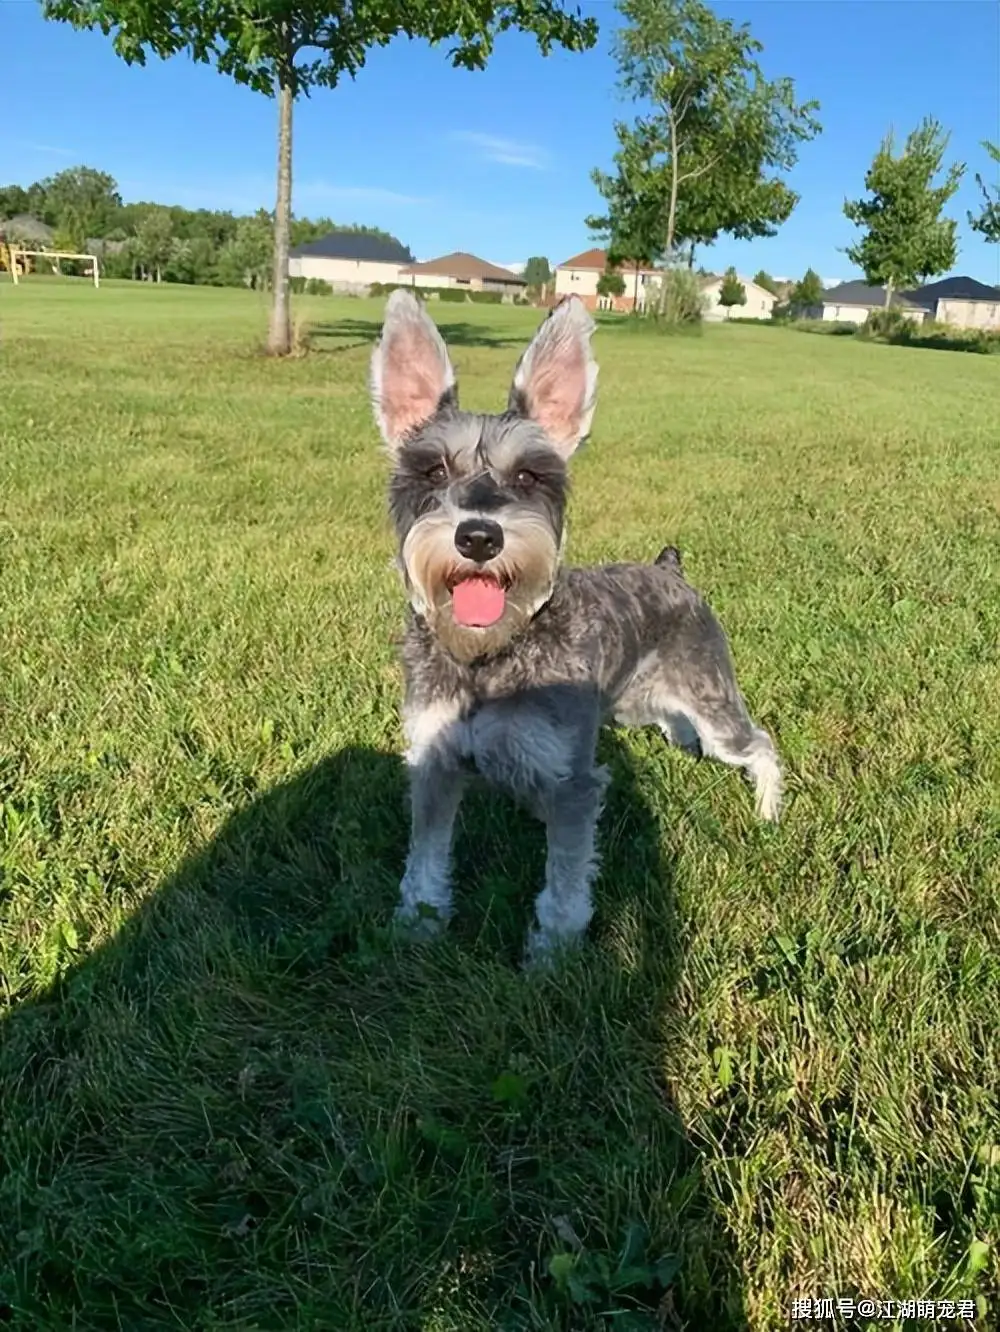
[399,251,525,283]
[289,231,414,263]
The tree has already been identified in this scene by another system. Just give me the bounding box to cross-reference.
[134,207,174,281]
[844,118,965,310]
[40,166,122,245]
[788,267,823,309]
[588,0,820,317]
[718,266,745,309]
[753,268,778,295]
[43,1,598,356]
[596,268,626,299]
[523,256,552,288]
[968,139,1000,243]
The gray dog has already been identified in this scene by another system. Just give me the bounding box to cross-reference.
[371,290,782,965]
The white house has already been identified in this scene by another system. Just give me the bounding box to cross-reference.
[700,274,776,321]
[815,276,1000,329]
[398,252,526,296]
[288,231,414,291]
[554,247,661,312]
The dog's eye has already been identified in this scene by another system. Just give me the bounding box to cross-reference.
[515,469,538,487]
[426,464,448,485]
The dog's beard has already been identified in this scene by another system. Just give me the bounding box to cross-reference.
[401,510,560,663]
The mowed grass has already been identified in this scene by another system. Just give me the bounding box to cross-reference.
[1,280,998,1331]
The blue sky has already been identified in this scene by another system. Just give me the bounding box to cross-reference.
[4,0,1000,285]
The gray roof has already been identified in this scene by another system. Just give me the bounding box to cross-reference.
[821,280,921,309]
[0,214,54,244]
[823,275,1000,310]
[908,275,1000,305]
[289,231,414,264]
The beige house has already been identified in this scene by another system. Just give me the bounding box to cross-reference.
[813,281,926,325]
[700,273,776,321]
[288,231,414,291]
[555,247,661,312]
[816,276,1000,328]
[399,252,525,296]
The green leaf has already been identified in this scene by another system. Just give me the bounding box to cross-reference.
[547,1251,578,1288]
[967,1239,990,1274]
[491,1070,528,1105]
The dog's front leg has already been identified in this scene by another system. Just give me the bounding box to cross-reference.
[525,765,609,966]
[396,758,466,936]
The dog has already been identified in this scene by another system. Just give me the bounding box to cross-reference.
[370,290,782,966]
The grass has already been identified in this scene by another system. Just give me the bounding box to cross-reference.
[1,279,998,1331]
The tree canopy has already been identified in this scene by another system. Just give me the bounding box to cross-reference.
[718,266,745,307]
[789,267,824,308]
[968,139,1000,244]
[588,0,821,315]
[844,118,964,308]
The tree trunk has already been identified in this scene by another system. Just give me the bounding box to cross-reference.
[267,74,294,356]
[884,277,894,310]
[633,263,640,313]
[658,111,680,319]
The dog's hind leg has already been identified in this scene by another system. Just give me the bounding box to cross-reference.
[675,683,783,823]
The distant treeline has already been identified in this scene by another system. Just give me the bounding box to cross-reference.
[0,167,407,288]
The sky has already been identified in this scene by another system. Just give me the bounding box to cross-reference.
[3,0,1000,286]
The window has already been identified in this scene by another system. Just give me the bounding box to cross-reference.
[455,277,470,286]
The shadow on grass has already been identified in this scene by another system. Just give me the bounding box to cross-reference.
[1,735,747,1330]
[306,316,527,355]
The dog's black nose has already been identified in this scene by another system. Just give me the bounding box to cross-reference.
[454,518,504,563]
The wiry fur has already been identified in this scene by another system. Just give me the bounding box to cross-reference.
[370,291,783,966]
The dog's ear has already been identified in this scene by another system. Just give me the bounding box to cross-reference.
[508,295,598,457]
[370,290,457,451]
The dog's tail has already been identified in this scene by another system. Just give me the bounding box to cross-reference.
[654,545,684,574]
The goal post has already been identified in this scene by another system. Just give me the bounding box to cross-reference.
[6,249,101,289]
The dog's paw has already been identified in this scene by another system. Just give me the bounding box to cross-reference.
[392,899,449,941]
[522,927,583,972]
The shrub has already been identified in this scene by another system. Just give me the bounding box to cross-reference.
[289,276,307,295]
[304,277,332,296]
[860,306,915,340]
[369,282,427,298]
[469,290,503,304]
[438,289,469,303]
[647,267,704,326]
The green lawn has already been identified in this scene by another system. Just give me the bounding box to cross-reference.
[1,280,998,1331]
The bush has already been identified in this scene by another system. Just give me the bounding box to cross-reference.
[438,289,469,303]
[469,290,503,304]
[290,276,307,295]
[369,282,426,298]
[646,267,704,326]
[304,277,332,296]
[859,306,915,340]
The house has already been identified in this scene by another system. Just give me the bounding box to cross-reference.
[814,276,1000,329]
[812,280,927,325]
[288,231,415,292]
[399,252,526,297]
[0,214,54,247]
[554,248,660,312]
[699,273,776,321]
[907,275,1000,329]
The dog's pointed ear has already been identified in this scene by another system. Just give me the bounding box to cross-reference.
[508,295,598,457]
[370,290,457,451]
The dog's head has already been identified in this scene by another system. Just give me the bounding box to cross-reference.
[370,291,598,663]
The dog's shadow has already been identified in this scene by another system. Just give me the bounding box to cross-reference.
[0,736,747,1329]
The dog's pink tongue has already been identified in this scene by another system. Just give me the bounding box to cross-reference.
[452,576,505,627]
